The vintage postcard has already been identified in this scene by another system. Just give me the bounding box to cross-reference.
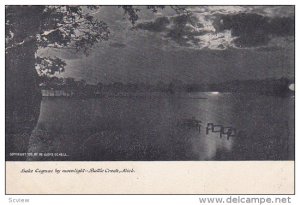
[5,5,295,194]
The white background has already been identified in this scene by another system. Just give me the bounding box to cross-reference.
[1,0,298,204]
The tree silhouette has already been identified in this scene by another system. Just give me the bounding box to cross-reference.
[6,5,185,158]
[6,6,175,74]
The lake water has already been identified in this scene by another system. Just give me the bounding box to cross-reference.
[28,92,294,161]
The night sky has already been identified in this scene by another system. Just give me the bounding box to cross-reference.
[39,6,295,84]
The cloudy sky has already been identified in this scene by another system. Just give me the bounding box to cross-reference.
[41,6,295,84]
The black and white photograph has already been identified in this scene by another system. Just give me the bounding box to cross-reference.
[5,5,295,162]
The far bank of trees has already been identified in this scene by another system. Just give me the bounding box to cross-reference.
[39,76,294,97]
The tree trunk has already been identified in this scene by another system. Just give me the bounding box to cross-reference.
[5,6,43,160]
